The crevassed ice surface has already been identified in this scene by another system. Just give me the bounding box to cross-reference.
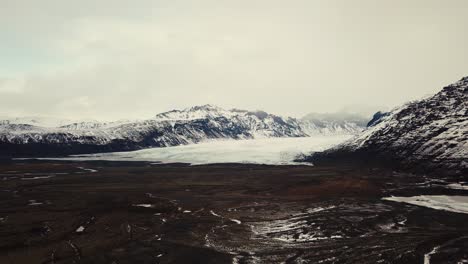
[58,135,353,165]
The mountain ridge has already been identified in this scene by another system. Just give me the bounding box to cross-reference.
[0,105,367,157]
[304,76,468,175]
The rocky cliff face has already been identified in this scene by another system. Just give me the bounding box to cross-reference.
[307,77,468,175]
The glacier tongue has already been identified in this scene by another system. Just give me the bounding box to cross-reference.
[40,136,353,165]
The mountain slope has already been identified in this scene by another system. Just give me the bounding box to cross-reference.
[306,76,468,174]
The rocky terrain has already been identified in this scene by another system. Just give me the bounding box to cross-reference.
[0,105,366,157]
[307,77,468,175]
[0,160,467,264]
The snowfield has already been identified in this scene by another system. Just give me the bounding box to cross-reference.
[383,195,468,215]
[42,135,353,165]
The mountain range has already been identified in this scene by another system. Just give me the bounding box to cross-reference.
[2,75,465,175]
[0,105,368,156]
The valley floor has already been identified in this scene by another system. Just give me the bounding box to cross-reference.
[0,160,467,264]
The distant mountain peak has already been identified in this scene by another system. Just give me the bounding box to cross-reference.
[154,104,233,121]
[187,104,223,111]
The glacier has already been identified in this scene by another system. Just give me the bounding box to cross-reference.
[38,135,352,165]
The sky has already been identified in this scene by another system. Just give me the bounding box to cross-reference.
[1,0,467,121]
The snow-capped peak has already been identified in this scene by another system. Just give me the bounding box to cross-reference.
[0,116,76,128]
[186,104,224,112]
[153,104,236,121]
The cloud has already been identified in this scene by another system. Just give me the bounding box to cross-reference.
[1,0,468,120]
[0,77,26,93]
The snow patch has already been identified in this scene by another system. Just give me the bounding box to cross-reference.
[132,204,154,208]
[210,210,222,217]
[445,183,468,190]
[424,246,440,264]
[383,196,468,214]
[22,175,54,180]
[77,167,98,173]
[230,219,242,224]
[28,200,43,206]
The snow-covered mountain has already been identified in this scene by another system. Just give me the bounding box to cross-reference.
[0,105,299,156]
[307,76,468,174]
[300,112,368,135]
[0,116,76,128]
[154,104,238,121]
[0,104,373,156]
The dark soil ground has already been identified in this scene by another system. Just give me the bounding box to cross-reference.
[0,160,467,264]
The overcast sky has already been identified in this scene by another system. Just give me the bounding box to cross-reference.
[1,0,467,120]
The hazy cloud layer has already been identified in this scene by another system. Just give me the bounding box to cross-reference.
[1,0,467,120]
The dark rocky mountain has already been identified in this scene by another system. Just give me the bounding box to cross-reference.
[366,111,390,127]
[305,76,468,175]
